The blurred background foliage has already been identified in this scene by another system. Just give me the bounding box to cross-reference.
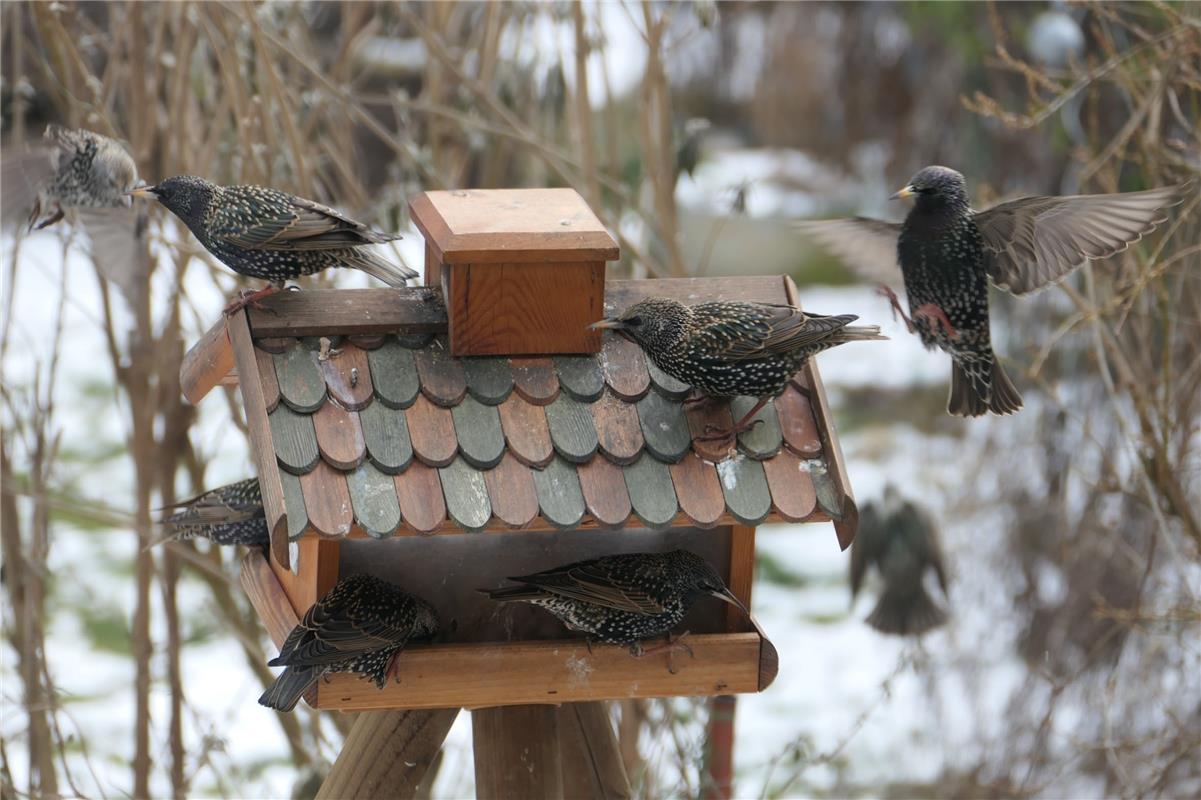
[2,2,1198,799]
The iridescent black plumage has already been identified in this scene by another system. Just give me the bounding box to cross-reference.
[259,574,439,712]
[131,175,416,293]
[592,298,884,436]
[159,478,267,548]
[798,165,1187,416]
[482,550,746,652]
[850,486,949,636]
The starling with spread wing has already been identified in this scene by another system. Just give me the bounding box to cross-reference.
[259,574,439,712]
[158,478,267,548]
[482,550,747,655]
[850,486,949,636]
[129,176,417,314]
[797,166,1187,416]
[591,298,884,440]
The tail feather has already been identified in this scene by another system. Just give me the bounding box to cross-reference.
[830,324,887,344]
[340,248,418,287]
[258,665,319,712]
[478,585,543,604]
[865,584,948,636]
[948,355,1022,417]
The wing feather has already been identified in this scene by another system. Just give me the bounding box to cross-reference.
[793,217,903,285]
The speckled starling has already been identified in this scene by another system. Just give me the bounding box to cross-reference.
[798,166,1187,416]
[259,574,439,712]
[482,550,747,655]
[129,176,417,312]
[591,298,884,438]
[157,478,267,548]
[850,486,949,636]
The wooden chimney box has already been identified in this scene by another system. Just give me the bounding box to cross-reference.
[410,188,619,357]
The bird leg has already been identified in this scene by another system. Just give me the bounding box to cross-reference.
[385,650,404,685]
[223,284,282,316]
[912,303,958,339]
[632,631,695,675]
[876,284,915,333]
[697,397,769,443]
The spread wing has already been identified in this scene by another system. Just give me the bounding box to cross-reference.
[693,303,857,361]
[793,217,902,285]
[0,145,54,228]
[513,557,667,616]
[975,184,1188,295]
[899,500,949,595]
[211,186,399,251]
[849,502,884,599]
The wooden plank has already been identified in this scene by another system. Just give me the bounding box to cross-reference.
[774,382,822,457]
[686,402,736,463]
[298,461,354,537]
[411,188,619,264]
[228,311,289,567]
[761,450,817,522]
[181,316,233,405]
[703,694,737,800]
[320,344,374,411]
[347,463,403,538]
[246,287,448,338]
[643,354,690,399]
[255,347,280,413]
[589,390,644,466]
[308,633,767,711]
[315,708,460,800]
[558,703,632,800]
[274,340,327,413]
[483,453,540,528]
[669,452,726,528]
[367,339,421,409]
[359,401,413,474]
[623,455,678,529]
[446,262,604,356]
[575,457,633,528]
[544,394,599,463]
[598,333,650,402]
[715,458,772,526]
[312,402,366,471]
[276,537,339,622]
[509,357,560,405]
[462,357,515,405]
[497,393,554,469]
[553,355,604,403]
[473,706,563,800]
[450,397,505,470]
[636,390,691,463]
[405,395,458,468]
[731,397,782,460]
[424,240,441,288]
[413,338,467,407]
[240,549,300,648]
[725,525,756,632]
[531,456,586,529]
[268,404,321,474]
[394,461,446,534]
[439,458,493,532]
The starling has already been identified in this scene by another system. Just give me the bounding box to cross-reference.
[850,486,950,636]
[259,574,439,712]
[128,176,417,313]
[797,166,1187,416]
[157,478,267,548]
[482,550,748,656]
[591,298,884,439]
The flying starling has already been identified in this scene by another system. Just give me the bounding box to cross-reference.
[259,574,439,712]
[482,550,748,660]
[157,478,267,548]
[797,166,1187,416]
[591,299,884,439]
[850,486,950,636]
[128,176,417,313]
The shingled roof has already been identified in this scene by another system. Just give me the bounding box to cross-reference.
[182,275,859,567]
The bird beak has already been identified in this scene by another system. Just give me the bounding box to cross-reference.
[709,588,750,617]
[890,185,915,200]
[125,185,157,199]
[588,318,625,331]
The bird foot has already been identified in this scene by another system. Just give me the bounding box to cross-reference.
[223,285,282,316]
[876,284,916,333]
[29,203,65,232]
[697,418,764,444]
[913,303,958,339]
[632,631,695,674]
[385,650,403,685]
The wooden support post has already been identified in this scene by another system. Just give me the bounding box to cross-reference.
[315,708,459,800]
[702,694,737,800]
[472,705,563,799]
[558,702,632,800]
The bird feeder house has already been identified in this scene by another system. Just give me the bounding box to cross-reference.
[181,188,859,714]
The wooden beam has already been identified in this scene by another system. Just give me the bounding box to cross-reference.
[180,316,233,404]
[558,702,631,800]
[702,695,737,800]
[473,705,563,799]
[725,525,756,632]
[246,287,448,338]
[315,708,460,800]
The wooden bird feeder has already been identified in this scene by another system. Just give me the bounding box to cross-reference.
[181,187,860,795]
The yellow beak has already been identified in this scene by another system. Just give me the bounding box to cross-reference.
[124,186,156,199]
[588,318,624,331]
[890,185,915,200]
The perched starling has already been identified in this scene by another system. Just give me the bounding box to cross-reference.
[259,574,439,712]
[1,124,140,230]
[157,478,267,548]
[850,486,949,636]
[482,550,747,656]
[797,166,1187,416]
[129,176,417,313]
[591,298,884,439]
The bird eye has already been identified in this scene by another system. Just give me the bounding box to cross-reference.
[626,315,643,327]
